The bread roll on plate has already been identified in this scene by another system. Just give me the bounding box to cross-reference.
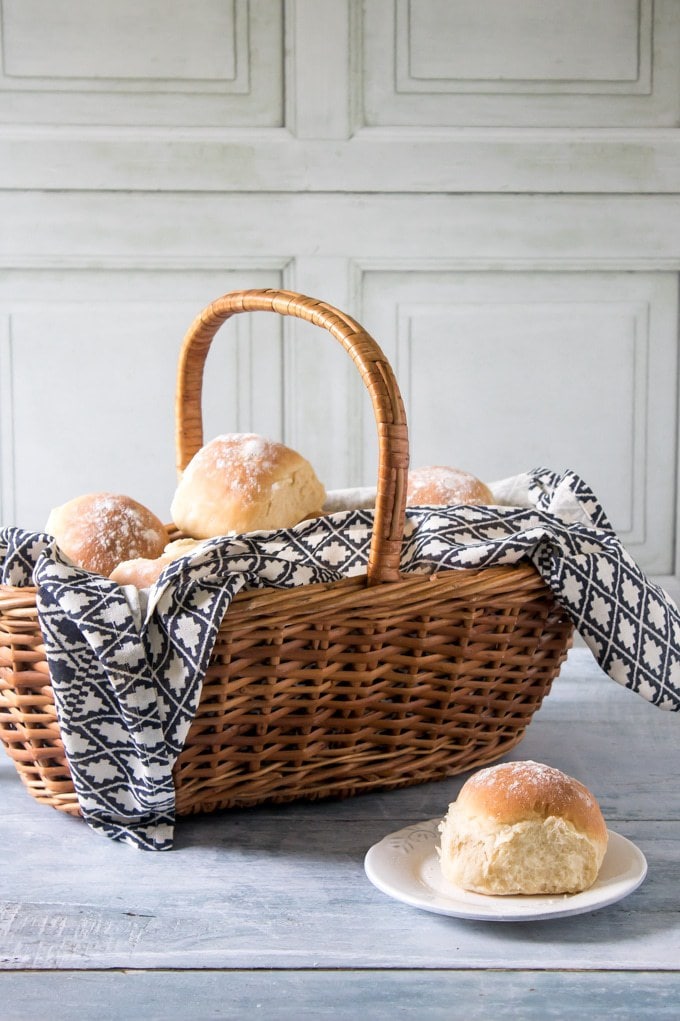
[171,433,326,539]
[407,466,493,507]
[438,760,608,896]
[45,492,168,578]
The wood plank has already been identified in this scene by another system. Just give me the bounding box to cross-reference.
[1,969,679,1021]
[1,810,677,970]
[1,816,673,967]
[2,131,680,195]
[3,193,680,271]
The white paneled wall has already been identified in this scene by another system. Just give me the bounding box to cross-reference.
[361,269,678,575]
[363,0,677,127]
[1,0,679,589]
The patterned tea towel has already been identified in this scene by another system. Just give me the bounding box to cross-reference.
[1,467,679,851]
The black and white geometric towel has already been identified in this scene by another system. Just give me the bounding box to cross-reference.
[1,468,678,851]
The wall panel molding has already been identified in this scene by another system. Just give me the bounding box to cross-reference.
[3,193,680,268]
[1,0,679,191]
[2,126,680,195]
[285,0,353,138]
[0,315,15,525]
[0,0,283,126]
[393,299,650,542]
[0,267,286,530]
[396,0,652,95]
[2,0,244,87]
[357,269,678,575]
[364,0,679,127]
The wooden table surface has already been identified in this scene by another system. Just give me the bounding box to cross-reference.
[2,647,679,1019]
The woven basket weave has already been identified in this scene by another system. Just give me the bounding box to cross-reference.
[0,289,573,820]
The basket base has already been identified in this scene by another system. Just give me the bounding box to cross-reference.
[1,565,574,825]
[172,727,535,817]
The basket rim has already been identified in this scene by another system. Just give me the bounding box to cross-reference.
[0,559,552,618]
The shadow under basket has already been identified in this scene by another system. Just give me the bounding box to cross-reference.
[0,289,574,820]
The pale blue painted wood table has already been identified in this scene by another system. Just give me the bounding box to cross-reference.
[1,647,679,1019]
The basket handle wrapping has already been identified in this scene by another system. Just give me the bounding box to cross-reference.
[175,289,409,585]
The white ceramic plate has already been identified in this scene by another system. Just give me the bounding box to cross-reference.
[364,818,647,921]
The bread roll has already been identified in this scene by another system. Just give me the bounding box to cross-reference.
[406,466,493,507]
[45,493,168,578]
[110,539,204,589]
[171,433,326,539]
[438,760,608,896]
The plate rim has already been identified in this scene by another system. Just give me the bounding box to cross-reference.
[364,817,648,922]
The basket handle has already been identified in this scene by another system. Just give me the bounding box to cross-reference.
[175,289,409,585]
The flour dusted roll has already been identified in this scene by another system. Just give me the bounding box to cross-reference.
[45,492,168,578]
[406,466,493,507]
[438,760,609,895]
[171,433,326,539]
[110,538,204,589]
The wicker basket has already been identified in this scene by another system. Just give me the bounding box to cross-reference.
[0,289,574,820]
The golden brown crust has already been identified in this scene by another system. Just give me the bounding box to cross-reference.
[457,760,608,845]
[45,493,168,577]
[406,466,493,507]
